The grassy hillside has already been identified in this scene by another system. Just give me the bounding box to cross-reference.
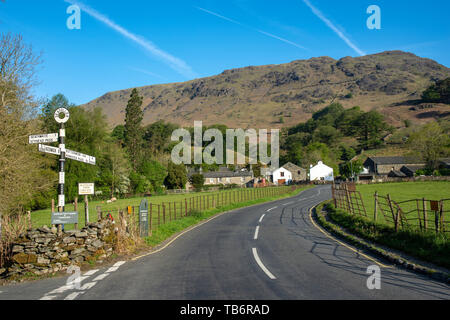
[83,51,450,130]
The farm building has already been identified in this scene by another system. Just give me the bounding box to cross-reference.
[272,167,293,185]
[363,156,425,176]
[282,162,308,182]
[309,161,334,182]
[187,167,253,188]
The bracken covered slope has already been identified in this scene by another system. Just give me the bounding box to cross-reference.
[83,51,450,129]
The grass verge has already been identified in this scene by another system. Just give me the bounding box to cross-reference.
[144,186,312,247]
[319,202,450,270]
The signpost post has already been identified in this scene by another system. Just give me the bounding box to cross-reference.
[139,199,149,237]
[29,108,96,233]
[79,183,95,225]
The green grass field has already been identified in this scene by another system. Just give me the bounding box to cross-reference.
[31,186,309,230]
[356,181,450,229]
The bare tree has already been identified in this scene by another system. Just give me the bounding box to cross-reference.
[0,33,52,218]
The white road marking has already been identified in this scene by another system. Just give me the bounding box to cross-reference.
[93,273,109,281]
[113,261,126,267]
[259,214,266,223]
[106,266,120,273]
[64,291,84,300]
[48,285,73,295]
[80,282,97,290]
[254,226,260,240]
[84,269,99,276]
[252,248,276,280]
[39,295,57,300]
[267,207,277,212]
[282,201,294,206]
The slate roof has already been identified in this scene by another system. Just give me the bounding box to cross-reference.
[282,162,306,172]
[366,156,424,165]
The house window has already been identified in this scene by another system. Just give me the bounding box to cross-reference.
[210,179,214,184]
[226,178,230,183]
[241,177,245,182]
[298,170,301,175]
[281,172,285,177]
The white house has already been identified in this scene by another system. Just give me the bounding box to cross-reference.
[309,161,334,182]
[272,167,293,185]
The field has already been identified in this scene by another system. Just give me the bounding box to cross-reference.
[356,181,450,229]
[31,186,311,230]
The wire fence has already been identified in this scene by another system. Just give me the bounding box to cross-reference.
[95,186,302,237]
[332,183,449,234]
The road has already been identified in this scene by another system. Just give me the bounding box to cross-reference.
[1,185,449,300]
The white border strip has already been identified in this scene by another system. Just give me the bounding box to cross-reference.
[252,248,276,280]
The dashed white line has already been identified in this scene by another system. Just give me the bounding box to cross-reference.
[267,207,277,212]
[252,248,276,280]
[39,295,57,300]
[84,269,99,276]
[80,282,97,290]
[113,261,126,267]
[93,273,109,281]
[259,214,266,223]
[254,226,260,240]
[106,266,120,273]
[282,201,294,206]
[64,291,84,300]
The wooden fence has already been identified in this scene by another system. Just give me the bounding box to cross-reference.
[97,186,301,236]
[332,183,449,234]
[331,183,367,218]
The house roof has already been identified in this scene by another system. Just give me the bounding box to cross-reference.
[401,165,425,174]
[282,162,306,172]
[202,171,253,178]
[388,170,407,178]
[366,156,424,165]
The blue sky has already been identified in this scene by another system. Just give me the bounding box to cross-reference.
[1,0,449,105]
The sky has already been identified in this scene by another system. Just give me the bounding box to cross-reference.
[1,0,449,105]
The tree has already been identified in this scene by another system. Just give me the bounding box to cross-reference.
[101,141,130,197]
[353,111,390,149]
[422,78,450,104]
[124,88,144,170]
[0,33,52,215]
[189,174,205,191]
[339,160,363,180]
[164,162,187,189]
[408,122,450,170]
[312,125,341,145]
[139,160,167,193]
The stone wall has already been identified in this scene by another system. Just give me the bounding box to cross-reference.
[1,219,116,279]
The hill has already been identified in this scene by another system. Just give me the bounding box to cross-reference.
[83,51,450,129]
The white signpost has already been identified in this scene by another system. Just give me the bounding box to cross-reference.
[66,149,96,165]
[29,108,97,232]
[78,183,95,196]
[39,144,61,156]
[29,133,59,144]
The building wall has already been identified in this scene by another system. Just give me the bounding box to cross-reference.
[376,163,424,175]
[273,168,292,185]
[310,162,334,181]
[204,176,252,186]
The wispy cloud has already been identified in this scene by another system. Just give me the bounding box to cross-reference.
[196,7,307,50]
[302,0,365,56]
[65,0,197,78]
[129,67,167,81]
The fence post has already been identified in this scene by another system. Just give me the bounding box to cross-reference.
[27,211,32,229]
[163,203,166,224]
[387,194,395,223]
[423,198,428,231]
[185,199,188,217]
[395,207,401,233]
[374,192,378,222]
[74,197,78,230]
[96,206,102,221]
[158,204,161,226]
[440,200,445,233]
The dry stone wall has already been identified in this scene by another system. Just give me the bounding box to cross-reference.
[1,220,116,279]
